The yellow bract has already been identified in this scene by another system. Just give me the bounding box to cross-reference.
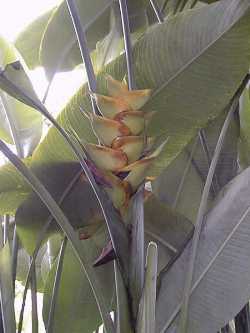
[81,76,166,216]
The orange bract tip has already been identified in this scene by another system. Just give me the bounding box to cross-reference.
[114,110,146,135]
[122,89,152,110]
[106,75,128,96]
[85,143,128,172]
[112,136,144,163]
[100,171,132,209]
[93,93,130,119]
[90,114,130,146]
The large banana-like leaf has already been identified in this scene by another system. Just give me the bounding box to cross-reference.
[30,0,250,177]
[15,8,55,69]
[156,166,250,333]
[43,228,114,333]
[0,36,42,157]
[152,111,239,221]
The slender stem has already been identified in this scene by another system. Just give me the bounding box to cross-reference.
[0,91,23,157]
[17,220,56,333]
[42,74,55,104]
[177,76,250,333]
[0,305,3,333]
[118,0,135,90]
[47,237,68,333]
[149,0,164,23]
[18,170,82,333]
[3,215,9,245]
[66,0,98,115]
[119,0,144,325]
[198,129,219,194]
[173,136,199,209]
[30,258,38,333]
[11,226,19,288]
[145,229,177,254]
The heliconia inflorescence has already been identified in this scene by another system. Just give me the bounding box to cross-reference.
[81,75,166,220]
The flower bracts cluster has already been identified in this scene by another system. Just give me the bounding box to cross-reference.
[82,75,165,218]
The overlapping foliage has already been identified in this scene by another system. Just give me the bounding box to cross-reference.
[0,0,250,332]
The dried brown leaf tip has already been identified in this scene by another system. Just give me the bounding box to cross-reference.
[82,76,167,217]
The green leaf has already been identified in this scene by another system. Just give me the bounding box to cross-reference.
[0,158,31,192]
[0,190,29,215]
[114,262,133,333]
[31,0,250,177]
[0,36,42,156]
[152,111,239,222]
[16,243,53,292]
[156,166,250,333]
[129,190,145,315]
[40,0,114,78]
[15,162,102,254]
[0,242,16,333]
[15,9,55,69]
[0,158,31,214]
[137,242,158,333]
[92,4,123,73]
[0,61,45,112]
[239,87,250,169]
[43,228,115,333]
[144,194,193,272]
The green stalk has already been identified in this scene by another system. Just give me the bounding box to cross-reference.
[137,242,158,333]
[149,0,164,23]
[47,237,68,333]
[118,0,145,324]
[118,0,135,90]
[66,0,98,115]
[30,257,38,333]
[114,261,134,333]
[0,139,115,333]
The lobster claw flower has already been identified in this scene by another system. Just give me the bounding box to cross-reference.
[112,136,145,163]
[84,143,128,172]
[106,75,152,109]
[93,93,130,119]
[90,113,130,146]
[119,140,168,191]
[114,110,155,135]
[80,75,167,221]
[99,171,131,209]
